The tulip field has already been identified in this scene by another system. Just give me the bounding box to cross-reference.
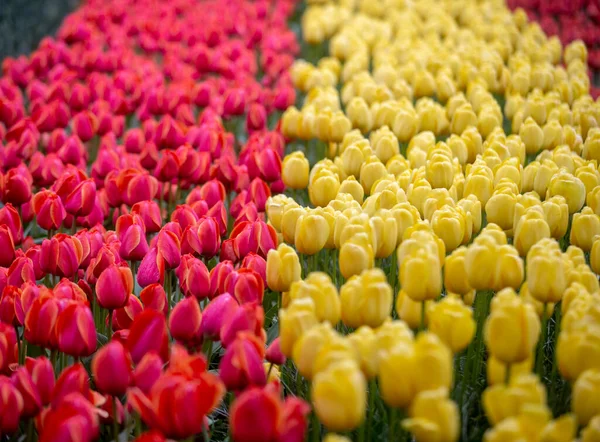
[3,0,600,440]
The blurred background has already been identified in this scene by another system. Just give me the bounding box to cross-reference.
[0,0,78,59]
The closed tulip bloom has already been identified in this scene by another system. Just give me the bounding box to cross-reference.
[56,303,96,357]
[32,190,67,231]
[91,341,132,396]
[220,302,264,348]
[402,388,459,442]
[492,245,525,291]
[340,268,392,328]
[572,369,600,426]
[40,234,84,278]
[200,293,239,340]
[25,356,54,406]
[11,366,41,418]
[582,416,600,442]
[119,224,149,262]
[0,226,15,268]
[431,206,469,252]
[542,196,569,239]
[96,264,133,311]
[400,248,441,302]
[312,360,366,432]
[526,249,567,304]
[24,294,59,348]
[444,247,472,296]
[220,333,267,391]
[282,152,309,190]
[156,229,181,270]
[0,378,23,435]
[292,322,337,380]
[177,255,210,300]
[413,332,453,394]
[484,289,540,364]
[514,209,551,257]
[519,117,544,155]
[339,232,374,279]
[267,244,301,292]
[279,298,319,357]
[557,325,600,381]
[294,213,329,256]
[570,207,600,252]
[379,342,417,408]
[169,296,202,345]
[289,272,340,325]
[127,310,169,364]
[547,170,586,214]
[64,178,96,218]
[225,268,264,305]
[140,284,167,315]
[483,374,547,426]
[347,326,379,379]
[428,297,475,353]
[309,170,340,207]
[450,104,477,135]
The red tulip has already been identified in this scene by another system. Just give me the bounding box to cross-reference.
[157,229,181,269]
[225,268,265,305]
[273,85,296,111]
[247,177,272,211]
[32,190,67,231]
[127,309,169,364]
[25,356,55,406]
[137,247,166,288]
[195,179,226,207]
[40,234,83,278]
[124,128,144,154]
[40,392,99,442]
[0,285,20,326]
[241,252,267,284]
[56,303,96,357]
[219,332,267,391]
[177,255,211,300]
[210,260,235,297]
[220,238,237,263]
[220,302,265,348]
[119,224,149,261]
[85,244,117,285]
[0,324,18,374]
[96,264,133,311]
[1,167,32,206]
[0,225,16,267]
[266,338,286,365]
[14,281,40,325]
[223,88,246,117]
[131,201,162,234]
[257,149,281,183]
[92,340,132,396]
[170,205,198,232]
[200,293,240,340]
[140,284,167,315]
[246,103,267,132]
[154,150,180,183]
[231,220,277,260]
[128,370,224,439]
[7,254,36,287]
[0,203,23,244]
[12,366,42,417]
[112,293,143,330]
[133,352,163,394]
[71,111,98,142]
[24,293,59,348]
[0,377,23,435]
[168,296,202,345]
[64,178,96,218]
[154,115,185,150]
[230,384,310,442]
[207,200,228,235]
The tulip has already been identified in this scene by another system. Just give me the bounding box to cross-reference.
[547,169,586,214]
[571,369,600,426]
[91,341,132,396]
[428,296,475,353]
[225,268,264,305]
[582,416,600,442]
[339,232,374,279]
[220,333,267,391]
[230,384,310,442]
[56,303,96,357]
[24,294,59,348]
[486,355,532,386]
[292,322,337,380]
[139,284,167,315]
[0,378,24,435]
[96,264,133,311]
[266,243,301,293]
[289,272,341,325]
[11,366,41,417]
[220,302,264,348]
[119,224,149,262]
[156,229,181,270]
[0,226,15,268]
[282,152,310,190]
[484,289,540,364]
[32,189,67,231]
[312,360,366,431]
[40,392,100,442]
[402,388,459,442]
[168,296,202,345]
[25,356,55,406]
[64,178,97,218]
[340,268,392,328]
[0,203,23,244]
[483,374,546,426]
[133,352,163,394]
[40,234,84,278]
[400,247,441,302]
[137,247,165,288]
[570,207,600,252]
[526,247,567,304]
[200,293,240,340]
[266,338,285,366]
[127,310,169,364]
[279,298,319,357]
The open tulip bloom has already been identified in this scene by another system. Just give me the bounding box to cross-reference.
[2,0,600,440]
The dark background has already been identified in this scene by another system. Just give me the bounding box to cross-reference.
[0,0,79,59]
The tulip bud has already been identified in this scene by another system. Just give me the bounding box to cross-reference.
[428,297,475,353]
[200,293,240,340]
[91,341,132,396]
[0,378,23,435]
[279,298,319,357]
[514,208,551,256]
[402,388,459,442]
[483,374,546,426]
[282,152,309,190]
[572,369,600,426]
[56,303,96,357]
[312,360,366,432]
[484,289,540,364]
[400,247,441,302]
[169,296,202,345]
[547,169,586,214]
[340,268,391,328]
[339,232,374,279]
[266,244,301,293]
[294,212,329,256]
[127,310,169,363]
[289,272,341,325]
[220,333,267,391]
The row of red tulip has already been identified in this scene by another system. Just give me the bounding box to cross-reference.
[0,0,307,440]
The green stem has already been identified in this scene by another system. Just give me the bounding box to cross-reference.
[470,291,493,387]
[26,418,34,441]
[113,397,119,442]
[366,379,376,441]
[419,301,426,332]
[549,303,562,405]
[108,310,113,338]
[165,270,172,314]
[536,303,549,379]
[505,363,512,385]
[388,407,397,442]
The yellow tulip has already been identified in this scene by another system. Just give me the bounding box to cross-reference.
[294,212,330,255]
[484,288,540,364]
[312,359,366,432]
[339,232,374,279]
[483,374,547,425]
[486,355,533,386]
[360,156,388,195]
[542,196,569,239]
[310,169,340,207]
[428,296,475,353]
[282,152,310,190]
[547,169,586,214]
[526,246,567,304]
[581,415,600,442]
[288,272,341,325]
[450,103,478,135]
[572,369,600,426]
[444,247,472,296]
[402,388,459,442]
[348,326,379,379]
[519,117,544,155]
[514,208,551,256]
[338,176,364,204]
[266,244,302,292]
[279,298,319,357]
[378,342,417,408]
[557,325,600,381]
[292,322,336,380]
[340,268,392,328]
[570,207,600,252]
